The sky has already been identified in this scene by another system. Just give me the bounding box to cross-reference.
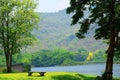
[36,0,70,12]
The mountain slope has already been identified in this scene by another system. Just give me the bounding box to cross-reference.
[34,9,107,51]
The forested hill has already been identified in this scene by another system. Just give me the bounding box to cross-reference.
[34,9,107,51]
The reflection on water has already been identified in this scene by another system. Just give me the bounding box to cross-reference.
[31,64,120,77]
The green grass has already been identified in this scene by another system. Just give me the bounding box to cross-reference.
[0,72,120,80]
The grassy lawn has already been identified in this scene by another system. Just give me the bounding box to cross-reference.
[0,72,120,80]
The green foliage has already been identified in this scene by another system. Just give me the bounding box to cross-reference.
[114,51,120,64]
[0,48,113,67]
[0,67,6,73]
[92,50,106,63]
[10,48,89,67]
[13,48,107,67]
[66,0,120,49]
[12,53,32,65]
[23,64,31,72]
[0,51,5,66]
[31,48,76,67]
[76,48,88,61]
[0,0,39,54]
[0,0,39,72]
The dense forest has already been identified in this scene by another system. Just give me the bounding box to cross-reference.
[0,48,107,67]
[1,47,119,67]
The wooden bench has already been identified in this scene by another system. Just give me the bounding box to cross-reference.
[28,71,46,76]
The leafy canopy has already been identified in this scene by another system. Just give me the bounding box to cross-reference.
[0,0,39,54]
[67,0,120,53]
[67,0,120,39]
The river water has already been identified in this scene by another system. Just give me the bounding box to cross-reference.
[31,64,120,77]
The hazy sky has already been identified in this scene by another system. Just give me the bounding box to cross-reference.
[36,0,70,12]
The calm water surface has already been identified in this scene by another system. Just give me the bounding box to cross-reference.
[31,64,120,77]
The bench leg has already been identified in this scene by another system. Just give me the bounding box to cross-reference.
[28,72,33,76]
[39,72,46,76]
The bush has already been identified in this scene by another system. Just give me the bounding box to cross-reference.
[3,68,7,73]
[0,67,7,73]
[23,64,31,72]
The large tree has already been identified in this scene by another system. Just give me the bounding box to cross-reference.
[67,0,120,80]
[0,0,39,73]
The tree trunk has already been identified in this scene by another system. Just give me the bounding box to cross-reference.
[105,49,114,80]
[104,28,116,80]
[103,0,116,79]
[5,55,12,73]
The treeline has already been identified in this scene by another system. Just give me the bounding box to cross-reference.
[0,48,108,67]
[13,48,89,67]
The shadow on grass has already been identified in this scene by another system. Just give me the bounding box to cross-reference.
[76,74,96,80]
[52,73,96,80]
[52,74,81,80]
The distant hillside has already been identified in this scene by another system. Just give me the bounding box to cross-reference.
[33,9,107,52]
